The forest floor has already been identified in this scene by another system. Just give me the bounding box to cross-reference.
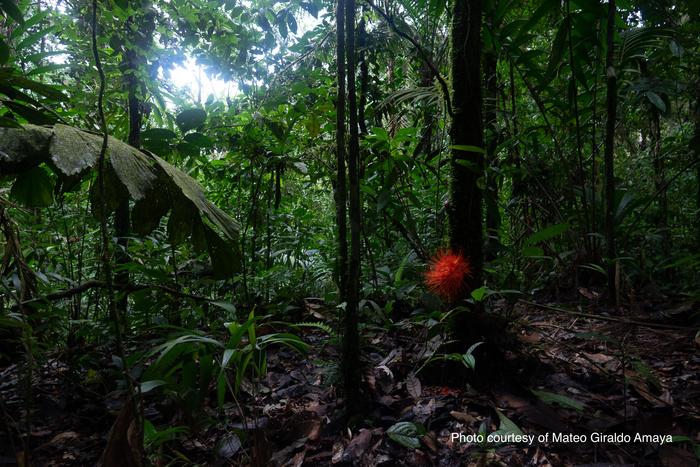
[1,297,699,466]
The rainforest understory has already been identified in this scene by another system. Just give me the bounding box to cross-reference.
[1,0,699,465]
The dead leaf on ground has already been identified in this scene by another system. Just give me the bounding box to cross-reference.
[406,373,422,399]
[374,365,394,394]
[330,441,344,464]
[450,411,477,424]
[97,401,143,467]
[48,431,80,445]
[342,429,373,462]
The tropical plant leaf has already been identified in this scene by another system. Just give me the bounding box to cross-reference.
[175,108,207,132]
[531,389,585,411]
[0,0,24,24]
[0,123,240,274]
[525,223,569,245]
[152,155,240,242]
[387,422,421,449]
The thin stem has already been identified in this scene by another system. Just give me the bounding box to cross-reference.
[90,0,142,447]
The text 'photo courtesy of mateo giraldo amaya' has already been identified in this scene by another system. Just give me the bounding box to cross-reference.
[450,431,674,447]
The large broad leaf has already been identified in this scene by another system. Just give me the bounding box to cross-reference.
[47,124,100,177]
[153,155,241,275]
[175,108,207,133]
[131,181,171,236]
[0,123,241,275]
[152,155,240,243]
[0,124,52,174]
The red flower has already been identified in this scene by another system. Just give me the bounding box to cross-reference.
[425,250,472,301]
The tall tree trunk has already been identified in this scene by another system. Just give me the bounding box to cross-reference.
[343,0,363,412]
[483,18,500,262]
[115,5,155,325]
[508,60,523,204]
[604,0,618,306]
[566,0,591,255]
[693,77,700,249]
[358,14,369,137]
[116,15,143,323]
[335,0,348,302]
[650,106,669,252]
[448,0,484,293]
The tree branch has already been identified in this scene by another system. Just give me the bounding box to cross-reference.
[362,0,454,118]
[19,280,214,306]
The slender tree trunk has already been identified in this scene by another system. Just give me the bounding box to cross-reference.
[508,60,523,202]
[358,14,369,137]
[590,19,601,260]
[483,28,500,262]
[343,0,363,412]
[448,0,484,293]
[116,7,155,326]
[566,0,591,255]
[274,163,282,210]
[116,15,144,324]
[604,0,618,306]
[693,77,700,249]
[335,0,348,301]
[650,108,668,248]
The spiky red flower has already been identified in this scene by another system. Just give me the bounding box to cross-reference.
[425,250,472,301]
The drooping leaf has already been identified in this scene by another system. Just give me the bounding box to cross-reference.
[0,123,239,274]
[153,155,240,243]
[131,182,171,235]
[645,91,666,113]
[175,108,207,132]
[204,221,241,277]
[184,132,214,148]
[0,0,24,24]
[3,100,56,124]
[167,200,196,246]
[10,165,53,207]
[142,128,177,140]
[525,223,569,245]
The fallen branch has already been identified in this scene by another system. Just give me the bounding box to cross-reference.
[520,300,695,331]
[19,280,212,306]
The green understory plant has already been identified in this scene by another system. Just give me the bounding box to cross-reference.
[140,309,308,426]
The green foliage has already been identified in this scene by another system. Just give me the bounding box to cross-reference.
[386,421,426,449]
[142,311,307,420]
[0,1,699,461]
[531,389,585,411]
[0,123,241,275]
[417,341,483,374]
